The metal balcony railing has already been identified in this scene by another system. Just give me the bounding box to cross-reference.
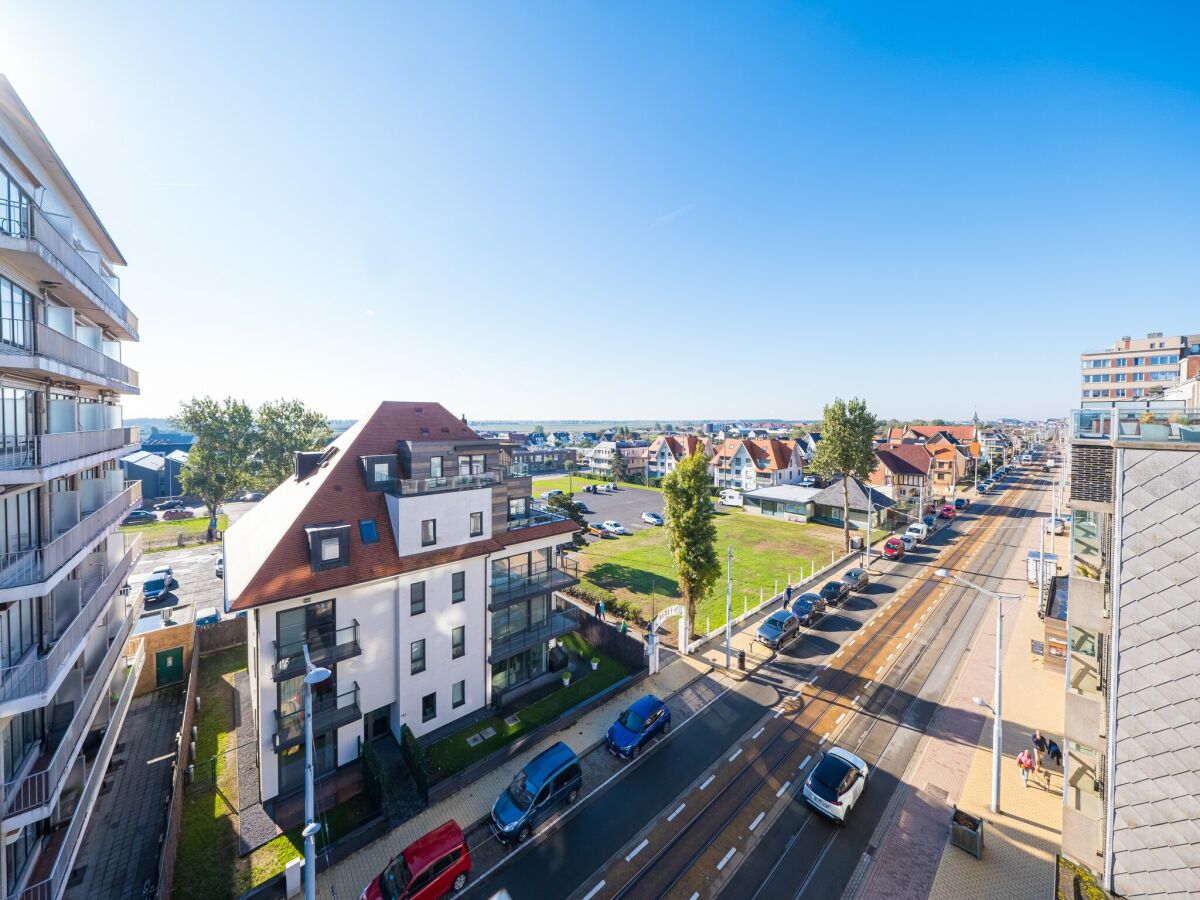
[0,482,141,589]
[1073,408,1200,444]
[488,606,582,663]
[0,428,140,473]
[273,682,361,752]
[3,597,145,825]
[0,534,142,713]
[490,559,580,609]
[272,620,361,681]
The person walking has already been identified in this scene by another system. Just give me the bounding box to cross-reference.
[1047,738,1063,767]
[783,583,793,611]
[1032,729,1048,771]
[1016,749,1034,788]
[598,600,607,623]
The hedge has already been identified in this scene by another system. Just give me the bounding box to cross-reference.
[399,723,429,803]
[564,584,647,626]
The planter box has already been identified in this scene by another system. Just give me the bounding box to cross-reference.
[1139,424,1171,441]
[949,806,984,859]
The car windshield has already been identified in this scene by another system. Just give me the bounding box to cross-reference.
[378,856,413,900]
[794,600,813,613]
[507,771,534,811]
[618,707,646,732]
[764,615,788,630]
[145,578,165,590]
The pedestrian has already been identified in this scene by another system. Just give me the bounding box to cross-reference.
[783,584,793,610]
[618,620,628,635]
[1032,729,1048,771]
[1047,739,1063,767]
[592,600,600,619]
[1016,749,1034,788]
[598,600,607,623]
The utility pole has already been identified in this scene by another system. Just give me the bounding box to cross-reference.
[724,546,733,670]
[301,647,331,900]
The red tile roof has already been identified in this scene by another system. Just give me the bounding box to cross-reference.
[874,443,933,477]
[710,438,798,472]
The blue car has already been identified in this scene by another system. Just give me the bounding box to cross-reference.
[954,498,968,510]
[607,694,672,759]
[922,514,936,528]
[491,742,583,844]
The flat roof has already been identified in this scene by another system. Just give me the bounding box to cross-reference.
[743,484,823,503]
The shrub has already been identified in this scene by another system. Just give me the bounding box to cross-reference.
[360,739,395,821]
[399,723,429,803]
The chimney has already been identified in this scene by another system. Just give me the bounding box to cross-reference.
[294,450,324,481]
[1122,336,1131,349]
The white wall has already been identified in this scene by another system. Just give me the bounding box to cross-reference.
[385,486,493,556]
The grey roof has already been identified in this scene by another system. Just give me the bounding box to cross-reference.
[810,477,896,512]
[165,449,190,464]
[743,484,824,504]
[120,450,165,471]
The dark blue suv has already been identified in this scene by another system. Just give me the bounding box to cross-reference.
[606,694,671,759]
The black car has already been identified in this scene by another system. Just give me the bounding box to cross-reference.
[122,509,157,525]
[819,579,850,606]
[576,503,593,514]
[791,592,827,626]
[154,499,185,511]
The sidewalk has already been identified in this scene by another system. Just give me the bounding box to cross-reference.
[852,483,1064,900]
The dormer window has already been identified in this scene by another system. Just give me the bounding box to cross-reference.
[360,454,398,491]
[306,524,351,572]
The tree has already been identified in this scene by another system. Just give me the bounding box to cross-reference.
[809,398,879,552]
[532,424,545,434]
[662,451,721,633]
[172,397,256,527]
[546,494,588,549]
[789,426,807,440]
[609,446,627,483]
[254,399,333,490]
[564,459,575,493]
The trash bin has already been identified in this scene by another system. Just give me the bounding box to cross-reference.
[738,649,746,670]
[849,536,863,550]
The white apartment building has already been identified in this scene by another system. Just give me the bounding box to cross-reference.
[0,76,145,900]
[708,438,805,491]
[224,402,579,803]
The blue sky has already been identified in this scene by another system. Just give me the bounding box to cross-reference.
[5,2,1199,422]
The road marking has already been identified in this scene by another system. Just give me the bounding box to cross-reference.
[819,732,829,745]
[774,709,782,719]
[847,638,855,646]
[717,848,737,871]
[876,666,884,675]
[777,780,791,798]
[689,894,699,900]
[752,727,764,740]
[822,663,831,670]
[865,680,873,688]
[626,839,648,861]
[800,754,812,770]
[668,803,686,822]
[905,631,912,640]
[835,651,843,659]
[852,694,861,705]
[750,811,765,831]
[583,882,606,900]
[887,654,894,662]
[836,712,846,724]
[729,748,743,762]
[700,774,715,790]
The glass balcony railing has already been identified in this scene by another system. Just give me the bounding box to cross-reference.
[1072,408,1200,444]
[272,620,361,681]
[273,682,361,752]
[490,558,580,609]
[488,607,582,664]
[506,504,571,532]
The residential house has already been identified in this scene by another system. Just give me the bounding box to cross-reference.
[621,445,648,481]
[586,440,649,478]
[645,435,710,481]
[798,431,821,463]
[742,484,824,523]
[808,478,895,530]
[868,444,934,510]
[709,439,805,491]
[224,401,580,804]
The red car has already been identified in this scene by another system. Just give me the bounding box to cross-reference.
[162,508,195,521]
[362,820,470,900]
[939,504,956,519]
[882,537,905,560]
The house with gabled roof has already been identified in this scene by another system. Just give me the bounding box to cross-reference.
[646,434,711,481]
[709,438,805,491]
[868,443,934,509]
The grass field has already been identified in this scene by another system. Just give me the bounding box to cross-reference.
[120,513,228,538]
[532,475,661,496]
[576,510,849,633]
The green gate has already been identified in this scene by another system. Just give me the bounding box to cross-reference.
[155,646,184,687]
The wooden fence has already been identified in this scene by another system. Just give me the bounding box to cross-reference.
[153,639,201,900]
[196,617,246,654]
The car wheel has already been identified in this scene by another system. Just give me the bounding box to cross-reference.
[517,824,532,844]
[567,787,579,804]
[632,744,642,758]
[452,872,468,892]
[662,720,672,735]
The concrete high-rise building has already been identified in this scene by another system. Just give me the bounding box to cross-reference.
[1080,332,1200,408]
[1064,408,1200,897]
[0,76,144,899]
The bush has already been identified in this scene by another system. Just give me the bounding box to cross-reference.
[563,585,646,626]
[360,740,396,821]
[399,723,429,803]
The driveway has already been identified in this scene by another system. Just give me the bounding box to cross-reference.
[541,483,665,541]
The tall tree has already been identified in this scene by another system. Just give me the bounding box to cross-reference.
[172,397,256,526]
[662,451,720,633]
[809,398,879,551]
[255,399,333,489]
[609,446,627,483]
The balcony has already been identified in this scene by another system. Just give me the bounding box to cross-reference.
[3,595,145,830]
[506,504,571,532]
[0,321,138,393]
[490,558,580,610]
[0,533,142,718]
[0,203,138,340]
[386,471,500,496]
[272,620,361,682]
[488,606,582,664]
[0,482,141,595]
[0,428,141,484]
[273,682,361,752]
[6,643,144,900]
[1072,408,1200,444]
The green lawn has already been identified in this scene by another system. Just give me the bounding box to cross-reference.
[424,632,629,780]
[577,511,848,634]
[248,793,376,885]
[121,513,228,537]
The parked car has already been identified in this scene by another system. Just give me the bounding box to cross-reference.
[791,592,826,626]
[540,489,563,500]
[798,475,817,488]
[152,565,177,585]
[362,819,471,900]
[905,523,928,543]
[235,491,265,502]
[818,579,849,606]
[977,483,990,494]
[841,567,870,592]
[641,511,664,526]
[954,498,968,511]
[602,520,628,535]
[922,514,936,528]
[939,504,956,519]
[195,607,220,626]
[901,533,917,551]
[802,746,870,824]
[586,522,613,538]
[215,557,224,579]
[584,484,597,494]
[490,742,582,845]
[575,503,593,514]
[143,574,173,601]
[756,610,799,648]
[718,489,743,507]
[606,694,672,759]
[123,510,156,525]
[606,482,618,491]
[162,509,195,521]
[882,537,905,560]
[154,499,185,511]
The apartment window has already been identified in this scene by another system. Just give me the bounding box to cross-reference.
[372,462,389,483]
[1149,371,1175,382]
[0,165,32,239]
[430,456,443,479]
[1112,373,1126,382]
[1130,372,1145,381]
[1071,510,1105,582]
[421,519,436,546]
[452,571,465,603]
[1114,358,1127,367]
[1083,359,1109,368]
[306,524,350,572]
[410,582,426,615]
[422,692,437,722]
[470,511,483,537]
[358,519,379,544]
[411,639,426,674]
[1130,356,1143,366]
[452,626,465,659]
[452,680,465,708]
[458,454,485,476]
[508,497,529,520]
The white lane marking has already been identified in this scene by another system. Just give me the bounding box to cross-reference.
[847,638,855,646]
[668,802,686,822]
[800,754,812,770]
[717,847,737,871]
[626,838,648,862]
[750,811,765,831]
[729,748,743,762]
[836,712,846,724]
[700,774,715,790]
[887,654,894,662]
[865,680,873,688]
[777,780,791,798]
[876,666,884,675]
[822,663,831,670]
[835,651,843,659]
[689,894,699,900]
[905,631,912,639]
[819,732,829,745]
[583,882,606,900]
[752,727,765,740]
[774,709,783,718]
[852,695,861,705]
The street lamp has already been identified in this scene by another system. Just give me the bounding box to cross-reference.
[934,568,1020,815]
[301,646,331,900]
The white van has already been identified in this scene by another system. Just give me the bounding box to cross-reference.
[905,522,929,543]
[719,489,743,507]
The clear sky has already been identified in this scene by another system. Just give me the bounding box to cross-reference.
[4,2,1199,423]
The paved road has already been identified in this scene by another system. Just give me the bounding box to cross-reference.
[537,482,665,541]
[464,469,1045,900]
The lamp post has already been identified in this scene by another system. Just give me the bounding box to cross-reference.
[301,646,331,900]
[934,568,1020,814]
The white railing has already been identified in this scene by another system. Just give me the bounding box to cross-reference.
[0,534,142,711]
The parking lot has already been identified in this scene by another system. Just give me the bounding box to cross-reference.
[535,480,665,542]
